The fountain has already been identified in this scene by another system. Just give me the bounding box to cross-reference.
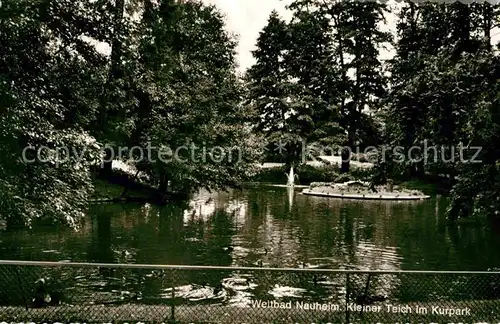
[286,166,297,187]
[285,166,298,211]
[258,165,308,188]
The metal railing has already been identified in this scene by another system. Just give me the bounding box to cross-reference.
[0,260,499,323]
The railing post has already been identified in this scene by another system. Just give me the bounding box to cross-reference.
[170,269,175,323]
[360,274,371,320]
[14,266,28,311]
[345,272,350,324]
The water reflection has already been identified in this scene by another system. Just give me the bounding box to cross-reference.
[1,187,499,272]
[74,188,500,272]
[287,186,294,212]
[1,187,500,305]
[88,211,113,263]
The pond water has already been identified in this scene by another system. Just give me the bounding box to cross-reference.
[1,186,499,270]
[1,186,500,306]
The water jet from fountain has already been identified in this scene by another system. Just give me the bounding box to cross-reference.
[286,166,296,187]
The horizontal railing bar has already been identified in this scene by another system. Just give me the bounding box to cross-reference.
[0,260,499,275]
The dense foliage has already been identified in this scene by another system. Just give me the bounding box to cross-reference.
[0,0,259,229]
[247,1,500,221]
[246,0,390,170]
[385,2,500,220]
[2,0,500,228]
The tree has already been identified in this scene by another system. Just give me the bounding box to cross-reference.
[385,1,500,221]
[284,5,344,162]
[248,1,389,169]
[285,0,390,172]
[0,0,262,228]
[446,53,500,221]
[0,0,103,229]
[337,1,391,173]
[245,11,296,164]
[131,0,260,197]
[386,1,498,180]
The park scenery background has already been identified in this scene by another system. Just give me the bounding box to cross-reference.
[0,0,500,322]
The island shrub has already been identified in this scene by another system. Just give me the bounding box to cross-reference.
[349,167,373,181]
[334,174,355,183]
[296,165,339,184]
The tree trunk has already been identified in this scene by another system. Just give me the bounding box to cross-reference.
[451,3,471,56]
[341,131,352,174]
[342,13,362,175]
[410,160,425,179]
[340,150,350,174]
[102,150,113,176]
[330,8,350,174]
[483,3,492,48]
[99,0,125,173]
[109,0,125,81]
[159,172,169,193]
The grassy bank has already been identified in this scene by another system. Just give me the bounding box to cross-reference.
[90,167,191,204]
[91,178,150,200]
[1,300,498,323]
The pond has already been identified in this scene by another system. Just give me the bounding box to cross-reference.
[1,186,499,306]
[1,186,499,270]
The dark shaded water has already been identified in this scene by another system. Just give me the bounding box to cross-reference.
[1,186,500,306]
[1,186,500,270]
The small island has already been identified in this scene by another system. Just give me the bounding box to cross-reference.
[302,180,431,201]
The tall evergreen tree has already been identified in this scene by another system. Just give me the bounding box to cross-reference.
[284,6,344,161]
[246,11,298,164]
[339,1,391,173]
[289,0,390,172]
